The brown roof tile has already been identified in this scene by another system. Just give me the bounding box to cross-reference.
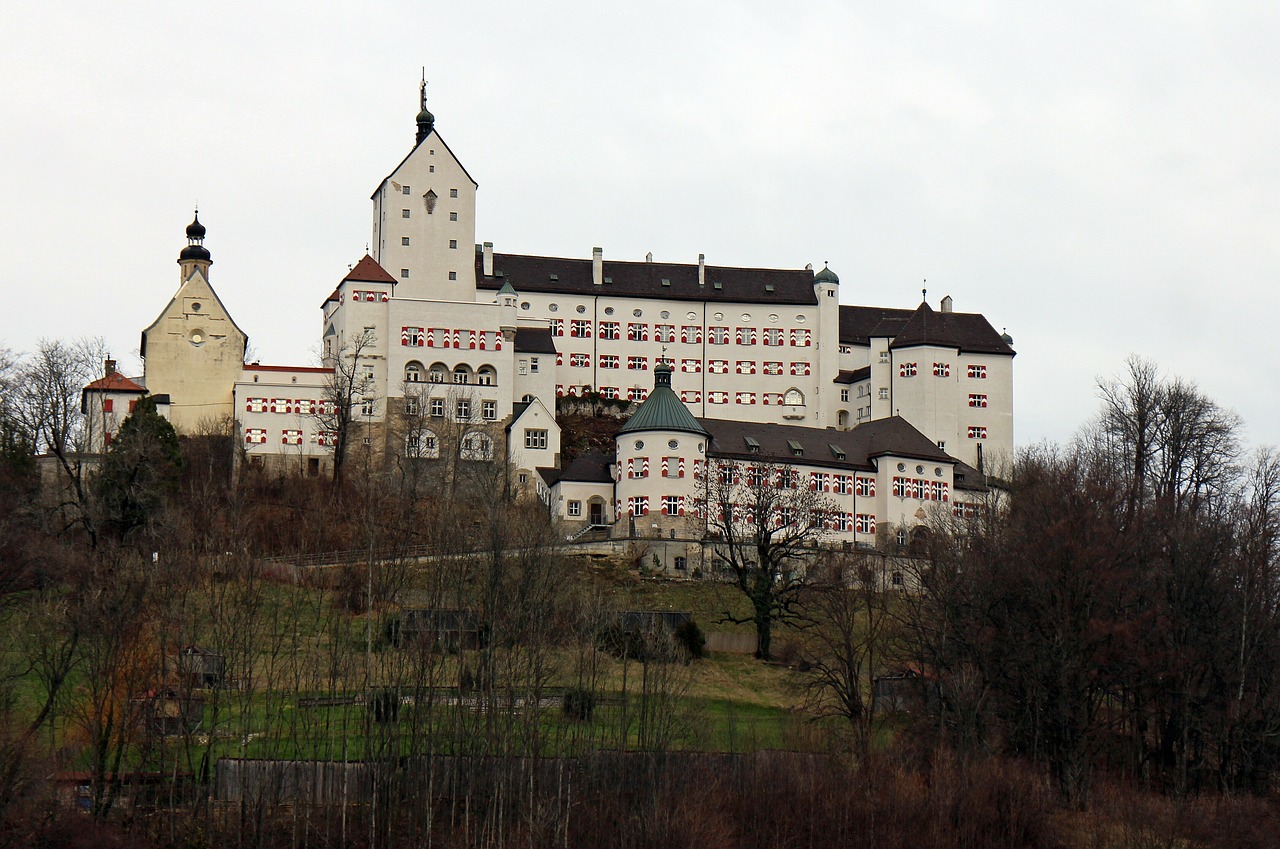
[84,372,146,393]
[839,305,914,346]
[343,255,398,285]
[477,253,818,305]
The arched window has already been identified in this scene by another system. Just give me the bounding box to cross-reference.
[453,365,472,385]
[476,366,496,386]
[784,388,805,406]
[406,429,439,459]
[460,431,493,461]
[522,394,535,403]
[404,361,424,383]
[428,362,447,383]
[837,410,849,428]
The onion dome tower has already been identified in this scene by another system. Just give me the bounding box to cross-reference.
[178,210,212,280]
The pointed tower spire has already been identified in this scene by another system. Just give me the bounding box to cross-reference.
[415,71,435,145]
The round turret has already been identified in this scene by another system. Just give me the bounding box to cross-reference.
[1000,328,1014,346]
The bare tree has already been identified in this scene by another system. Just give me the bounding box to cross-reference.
[315,328,377,487]
[701,458,836,660]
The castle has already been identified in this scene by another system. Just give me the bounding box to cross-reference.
[82,83,1015,565]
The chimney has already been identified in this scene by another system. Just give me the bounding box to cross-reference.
[104,357,117,377]
[482,242,493,277]
[941,295,953,313]
[592,246,603,286]
[698,253,705,287]
[645,251,653,263]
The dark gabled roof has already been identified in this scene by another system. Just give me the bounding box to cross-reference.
[834,366,871,384]
[558,452,614,483]
[343,255,398,285]
[537,466,561,487]
[889,302,1015,356]
[951,459,990,493]
[514,326,557,354]
[699,416,953,471]
[839,305,915,346]
[476,253,818,305]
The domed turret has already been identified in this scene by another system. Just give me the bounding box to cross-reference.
[814,263,839,285]
[178,211,212,273]
[1000,327,1014,346]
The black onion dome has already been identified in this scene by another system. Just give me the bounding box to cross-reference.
[185,212,206,241]
[180,243,212,261]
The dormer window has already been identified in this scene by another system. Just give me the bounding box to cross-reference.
[788,440,804,456]
[744,436,761,454]
[829,444,845,460]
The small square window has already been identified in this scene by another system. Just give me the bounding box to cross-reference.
[567,500,582,517]
[402,209,411,218]
[448,271,457,280]
[401,237,410,246]
[449,240,457,249]
[450,189,458,198]
[400,268,409,278]
[402,185,411,195]
[450,212,458,221]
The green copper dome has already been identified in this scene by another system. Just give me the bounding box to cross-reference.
[814,264,839,284]
[618,364,708,437]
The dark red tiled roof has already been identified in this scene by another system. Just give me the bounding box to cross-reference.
[889,303,1014,356]
[699,415,953,471]
[84,372,146,393]
[477,253,818,305]
[343,255,397,285]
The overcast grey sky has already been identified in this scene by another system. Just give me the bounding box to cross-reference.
[4,1,1278,451]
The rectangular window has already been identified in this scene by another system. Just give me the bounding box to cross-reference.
[855,476,875,497]
[763,328,783,346]
[448,239,457,249]
[662,456,683,478]
[789,362,811,376]
[736,391,756,404]
[840,388,849,402]
[662,495,682,515]
[456,399,471,419]
[933,362,951,377]
[401,326,425,347]
[518,359,528,376]
[482,400,497,420]
[835,475,853,495]
[879,387,889,399]
[627,356,648,370]
[359,399,375,417]
[680,359,701,373]
[401,237,410,246]
[570,353,590,368]
[600,354,619,369]
[450,211,458,221]
[627,386,648,402]
[600,386,619,399]
[763,361,783,376]
[968,393,988,407]
[708,326,729,345]
[655,324,676,343]
[879,350,890,363]
[899,362,918,377]
[789,329,811,347]
[550,319,564,337]
[450,188,458,198]
[708,391,728,404]
[735,327,756,345]
[735,360,756,375]
[968,426,988,439]
[405,397,420,416]
[681,325,703,344]
[967,364,987,379]
[530,357,539,373]
[627,323,648,341]
[402,185,411,195]
[449,271,457,280]
[856,514,876,535]
[102,398,114,412]
[568,500,582,517]
[402,209,411,218]
[571,319,592,338]
[525,429,548,450]
[680,390,701,403]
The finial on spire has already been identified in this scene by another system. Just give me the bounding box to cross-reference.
[922,282,927,304]
[415,72,435,145]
